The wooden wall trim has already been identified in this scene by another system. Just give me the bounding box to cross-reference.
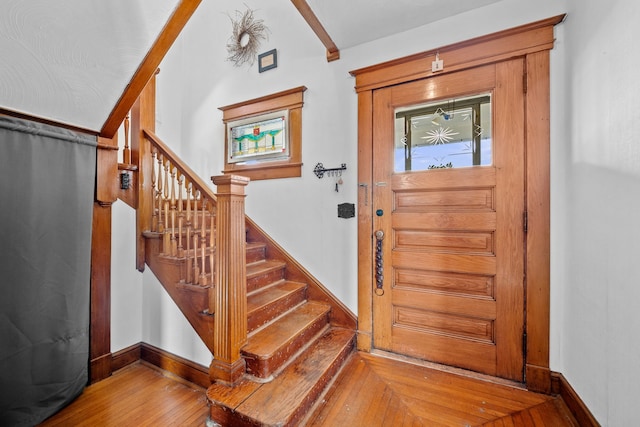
[219,86,306,181]
[352,16,563,388]
[524,49,552,393]
[349,15,565,93]
[111,342,210,389]
[111,343,142,372]
[551,372,601,427]
[90,202,112,383]
[101,0,202,138]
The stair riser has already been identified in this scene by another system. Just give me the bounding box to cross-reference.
[279,335,354,427]
[243,312,330,379]
[208,329,356,427]
[247,268,285,293]
[246,246,266,264]
[247,287,307,333]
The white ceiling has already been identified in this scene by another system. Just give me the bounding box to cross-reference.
[0,0,501,133]
[307,0,502,49]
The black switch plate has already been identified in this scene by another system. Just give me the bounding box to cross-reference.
[338,203,355,219]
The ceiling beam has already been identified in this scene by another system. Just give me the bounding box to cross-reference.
[101,0,202,138]
[290,0,340,62]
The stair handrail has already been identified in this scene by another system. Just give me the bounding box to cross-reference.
[143,129,218,205]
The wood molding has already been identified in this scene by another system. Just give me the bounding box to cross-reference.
[111,343,142,372]
[352,16,564,386]
[290,0,339,61]
[90,353,112,384]
[525,49,552,393]
[551,372,600,427]
[220,86,306,181]
[111,342,210,389]
[90,202,112,384]
[350,14,565,92]
[140,343,210,389]
[101,0,202,138]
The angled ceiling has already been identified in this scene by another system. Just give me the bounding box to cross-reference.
[306,0,502,49]
[0,0,501,134]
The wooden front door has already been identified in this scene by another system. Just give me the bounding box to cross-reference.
[371,61,526,381]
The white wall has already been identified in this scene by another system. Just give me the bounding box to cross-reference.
[555,1,640,425]
[110,200,142,351]
[110,0,640,424]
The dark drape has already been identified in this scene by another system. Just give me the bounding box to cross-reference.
[0,117,97,426]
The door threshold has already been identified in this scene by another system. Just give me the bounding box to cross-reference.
[369,349,527,390]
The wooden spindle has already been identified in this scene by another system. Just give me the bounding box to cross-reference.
[157,155,164,233]
[163,161,171,253]
[170,167,177,257]
[185,182,193,284]
[177,174,184,258]
[199,198,207,286]
[192,190,200,283]
[209,202,215,283]
[123,114,131,164]
[151,151,158,232]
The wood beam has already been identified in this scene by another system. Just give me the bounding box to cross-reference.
[101,0,202,138]
[290,0,340,62]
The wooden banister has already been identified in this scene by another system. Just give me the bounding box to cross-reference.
[119,64,266,386]
[143,129,217,203]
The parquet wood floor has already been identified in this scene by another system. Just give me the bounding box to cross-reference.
[39,354,579,426]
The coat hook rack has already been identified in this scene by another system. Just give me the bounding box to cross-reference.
[313,162,347,179]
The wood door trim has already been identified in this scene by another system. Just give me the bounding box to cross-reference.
[352,16,563,393]
[349,15,565,93]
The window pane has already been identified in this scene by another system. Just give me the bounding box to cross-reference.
[394,94,492,172]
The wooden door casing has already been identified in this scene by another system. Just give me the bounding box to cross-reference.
[351,16,563,392]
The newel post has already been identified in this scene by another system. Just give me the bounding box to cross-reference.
[209,174,250,384]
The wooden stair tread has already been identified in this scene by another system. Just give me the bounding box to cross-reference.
[246,241,266,251]
[247,280,306,309]
[235,328,355,426]
[243,301,330,358]
[246,259,286,279]
[247,281,307,332]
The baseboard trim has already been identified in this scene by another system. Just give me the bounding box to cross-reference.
[110,342,210,389]
[111,343,141,372]
[90,353,113,384]
[110,343,599,425]
[551,371,600,427]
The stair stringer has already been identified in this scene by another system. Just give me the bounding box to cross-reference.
[144,234,215,353]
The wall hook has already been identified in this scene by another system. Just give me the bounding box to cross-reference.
[314,162,347,179]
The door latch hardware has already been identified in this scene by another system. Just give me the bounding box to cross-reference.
[358,183,368,206]
[374,230,384,296]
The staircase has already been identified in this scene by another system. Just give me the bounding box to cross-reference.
[118,78,356,426]
[145,200,355,426]
[207,241,355,426]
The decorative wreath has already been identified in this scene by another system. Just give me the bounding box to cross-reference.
[226,7,269,67]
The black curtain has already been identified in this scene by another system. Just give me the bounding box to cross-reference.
[0,117,96,426]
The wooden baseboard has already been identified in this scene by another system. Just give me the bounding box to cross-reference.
[109,343,599,426]
[110,342,210,389]
[111,343,141,372]
[526,363,551,394]
[90,353,112,384]
[551,372,600,427]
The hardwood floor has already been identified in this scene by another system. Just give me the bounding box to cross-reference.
[306,352,579,426]
[39,355,579,426]
[38,363,209,426]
